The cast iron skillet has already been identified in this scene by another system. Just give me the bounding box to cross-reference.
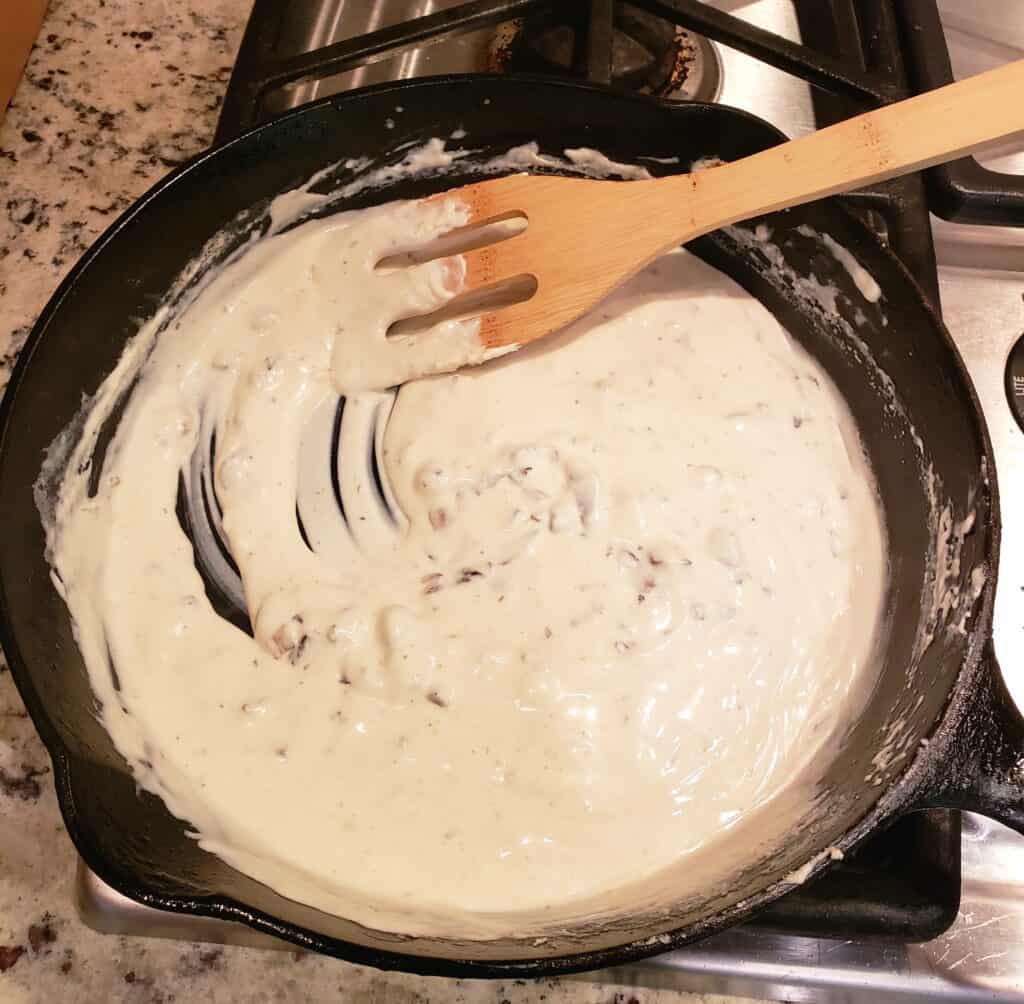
[1,75,1022,977]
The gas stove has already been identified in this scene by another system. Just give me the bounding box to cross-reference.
[77,1,1024,999]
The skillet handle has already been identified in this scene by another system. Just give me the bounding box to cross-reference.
[919,643,1024,833]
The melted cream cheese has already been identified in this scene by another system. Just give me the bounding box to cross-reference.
[48,194,886,938]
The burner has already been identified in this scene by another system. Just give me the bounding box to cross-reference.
[490,6,721,101]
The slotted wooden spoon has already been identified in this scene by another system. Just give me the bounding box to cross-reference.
[430,58,1024,351]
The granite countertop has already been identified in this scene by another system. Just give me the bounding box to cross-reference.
[0,3,758,1001]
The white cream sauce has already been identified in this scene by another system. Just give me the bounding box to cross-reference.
[47,188,887,938]
[796,224,882,304]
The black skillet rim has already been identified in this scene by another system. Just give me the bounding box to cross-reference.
[0,72,1000,978]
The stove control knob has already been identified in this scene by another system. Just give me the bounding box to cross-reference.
[1008,333,1024,434]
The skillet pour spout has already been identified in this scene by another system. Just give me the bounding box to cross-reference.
[1,74,1024,976]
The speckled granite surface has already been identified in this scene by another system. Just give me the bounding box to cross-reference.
[0,3,760,1001]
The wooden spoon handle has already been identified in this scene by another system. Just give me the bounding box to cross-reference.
[653,58,1024,245]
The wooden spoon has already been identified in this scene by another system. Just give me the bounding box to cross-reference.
[427,59,1024,351]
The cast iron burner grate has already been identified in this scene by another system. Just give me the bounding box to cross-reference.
[189,0,1024,945]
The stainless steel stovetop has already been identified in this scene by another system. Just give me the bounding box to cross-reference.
[76,2,1024,1000]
